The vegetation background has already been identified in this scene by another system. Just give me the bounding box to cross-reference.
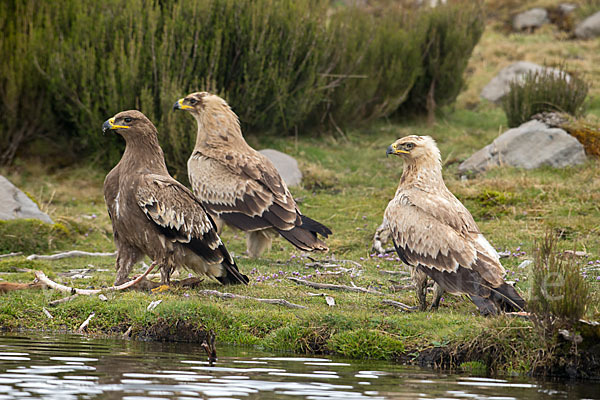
[1,0,600,378]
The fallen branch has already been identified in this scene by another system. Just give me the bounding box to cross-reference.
[34,262,157,296]
[198,289,306,309]
[27,250,117,261]
[381,299,417,312]
[0,252,23,259]
[288,277,383,295]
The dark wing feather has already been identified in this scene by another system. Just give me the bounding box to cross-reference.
[136,176,248,284]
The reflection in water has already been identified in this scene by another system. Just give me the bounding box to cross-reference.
[0,333,598,399]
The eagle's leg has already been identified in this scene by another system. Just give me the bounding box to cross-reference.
[246,230,273,258]
[429,283,445,310]
[411,267,429,311]
[114,246,143,286]
[160,264,174,285]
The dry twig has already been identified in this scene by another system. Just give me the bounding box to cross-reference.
[27,250,117,261]
[198,289,306,309]
[77,312,95,333]
[288,277,383,294]
[0,252,23,259]
[34,262,157,296]
[381,299,417,312]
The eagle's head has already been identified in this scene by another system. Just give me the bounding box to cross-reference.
[173,92,231,117]
[102,110,157,140]
[386,135,441,165]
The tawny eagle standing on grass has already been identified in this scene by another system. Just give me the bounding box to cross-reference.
[102,110,248,286]
[173,92,331,257]
[384,135,525,315]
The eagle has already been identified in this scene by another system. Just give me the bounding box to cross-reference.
[102,110,248,286]
[173,92,331,257]
[384,135,525,315]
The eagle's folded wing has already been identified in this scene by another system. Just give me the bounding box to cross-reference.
[189,151,300,232]
[385,194,477,273]
[136,175,229,264]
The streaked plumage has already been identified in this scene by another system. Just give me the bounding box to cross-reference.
[102,110,248,286]
[173,92,331,257]
[384,135,525,315]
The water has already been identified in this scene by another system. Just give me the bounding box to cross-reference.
[0,333,597,399]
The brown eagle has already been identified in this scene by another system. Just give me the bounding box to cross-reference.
[102,110,248,286]
[173,92,331,257]
[384,135,525,315]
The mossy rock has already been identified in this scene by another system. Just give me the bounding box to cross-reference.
[0,219,71,254]
[563,121,600,158]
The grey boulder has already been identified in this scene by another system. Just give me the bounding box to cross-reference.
[259,149,302,187]
[513,8,549,31]
[458,120,586,175]
[574,11,600,39]
[481,61,570,103]
[0,176,53,224]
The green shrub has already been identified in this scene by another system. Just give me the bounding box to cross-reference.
[324,6,422,125]
[528,233,590,336]
[502,66,589,128]
[0,0,484,173]
[400,1,484,123]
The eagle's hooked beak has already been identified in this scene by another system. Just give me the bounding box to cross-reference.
[102,117,130,133]
[173,98,193,111]
[386,143,409,156]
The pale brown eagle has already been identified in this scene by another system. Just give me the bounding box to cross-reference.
[173,92,331,257]
[384,135,525,315]
[102,110,248,286]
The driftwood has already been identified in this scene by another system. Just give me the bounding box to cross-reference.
[288,277,383,295]
[0,252,23,259]
[198,289,306,309]
[381,299,417,312]
[27,250,117,261]
[34,262,157,296]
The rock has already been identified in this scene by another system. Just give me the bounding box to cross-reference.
[258,149,302,187]
[513,8,549,31]
[0,176,53,224]
[458,120,586,175]
[480,61,570,103]
[574,11,600,39]
[558,3,577,15]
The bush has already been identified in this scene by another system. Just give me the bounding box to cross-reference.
[400,1,485,123]
[324,6,423,125]
[0,0,484,174]
[528,232,591,336]
[502,66,589,128]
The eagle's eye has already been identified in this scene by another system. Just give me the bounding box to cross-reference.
[189,98,198,105]
[124,117,132,123]
[405,143,414,150]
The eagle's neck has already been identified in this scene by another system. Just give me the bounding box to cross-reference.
[193,110,249,153]
[121,135,169,175]
[398,155,445,193]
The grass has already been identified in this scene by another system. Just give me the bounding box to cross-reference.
[1,24,600,377]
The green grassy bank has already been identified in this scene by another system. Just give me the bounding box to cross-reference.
[1,99,599,378]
